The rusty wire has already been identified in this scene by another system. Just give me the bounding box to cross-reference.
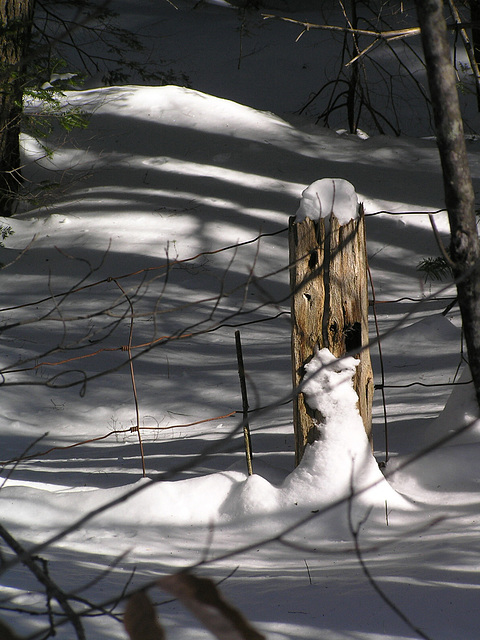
[0,211,466,473]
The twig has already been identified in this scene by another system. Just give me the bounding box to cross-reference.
[303,559,313,585]
[0,234,37,271]
[0,524,86,640]
[275,513,446,556]
[0,433,48,488]
[111,278,146,477]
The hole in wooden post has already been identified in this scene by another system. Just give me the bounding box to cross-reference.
[344,321,362,353]
[308,250,318,269]
[303,293,311,301]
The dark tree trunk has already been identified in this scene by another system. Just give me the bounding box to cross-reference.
[471,0,480,68]
[346,0,360,134]
[471,0,480,109]
[415,0,480,412]
[0,0,35,216]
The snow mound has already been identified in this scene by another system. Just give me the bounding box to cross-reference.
[282,349,402,507]
[295,178,359,225]
[386,367,480,504]
[423,367,480,444]
[63,84,297,146]
[222,349,405,526]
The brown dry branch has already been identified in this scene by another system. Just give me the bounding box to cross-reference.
[157,573,265,640]
[1,345,123,375]
[0,234,38,272]
[262,12,475,47]
[262,13,422,42]
[268,5,478,134]
[124,591,165,640]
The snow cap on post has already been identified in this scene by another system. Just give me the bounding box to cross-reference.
[295,178,358,225]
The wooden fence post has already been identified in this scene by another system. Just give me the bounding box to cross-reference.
[289,183,373,466]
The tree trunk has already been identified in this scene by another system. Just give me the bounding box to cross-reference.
[0,0,35,216]
[471,0,480,109]
[415,0,480,412]
[470,0,480,69]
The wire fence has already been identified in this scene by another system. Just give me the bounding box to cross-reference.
[0,209,468,473]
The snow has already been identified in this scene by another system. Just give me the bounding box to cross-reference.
[290,349,399,504]
[295,179,359,224]
[1,2,480,639]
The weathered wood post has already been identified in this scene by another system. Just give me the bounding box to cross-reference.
[289,179,374,465]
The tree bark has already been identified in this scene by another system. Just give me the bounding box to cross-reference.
[0,0,35,216]
[415,0,480,411]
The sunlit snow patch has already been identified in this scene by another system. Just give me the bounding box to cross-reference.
[296,178,358,225]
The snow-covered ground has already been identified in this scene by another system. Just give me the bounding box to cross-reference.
[1,1,480,639]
